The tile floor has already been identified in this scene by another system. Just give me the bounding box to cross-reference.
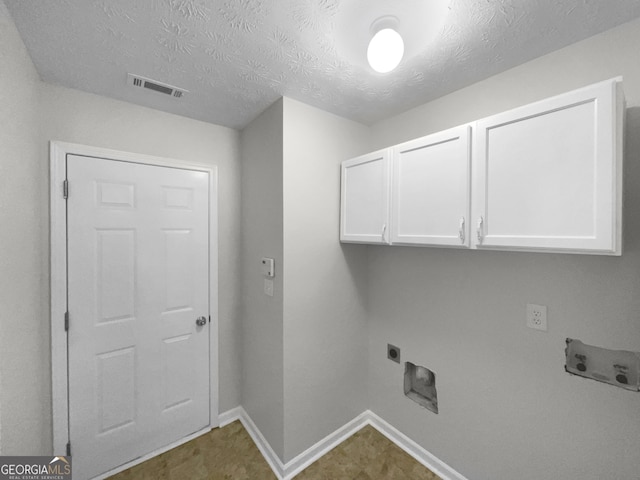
[108,421,441,479]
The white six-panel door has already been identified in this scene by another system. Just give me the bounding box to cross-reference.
[67,155,210,479]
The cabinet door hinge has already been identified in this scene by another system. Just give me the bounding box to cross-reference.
[66,441,71,456]
[63,180,69,199]
[208,315,211,324]
[64,311,69,331]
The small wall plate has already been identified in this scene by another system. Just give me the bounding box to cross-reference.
[387,344,401,363]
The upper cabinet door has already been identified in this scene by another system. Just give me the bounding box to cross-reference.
[391,125,471,247]
[472,78,624,255]
[340,149,391,244]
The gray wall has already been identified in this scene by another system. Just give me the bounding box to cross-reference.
[0,3,243,452]
[282,98,370,462]
[4,1,640,476]
[39,83,243,419]
[239,98,371,463]
[366,18,640,480]
[240,99,285,459]
[0,0,46,456]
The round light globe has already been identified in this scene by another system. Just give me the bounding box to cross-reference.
[367,28,404,73]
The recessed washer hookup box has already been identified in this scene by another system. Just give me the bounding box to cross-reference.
[565,338,640,391]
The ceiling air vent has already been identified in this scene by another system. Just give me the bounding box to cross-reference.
[127,73,187,98]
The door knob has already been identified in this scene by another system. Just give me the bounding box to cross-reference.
[196,316,207,327]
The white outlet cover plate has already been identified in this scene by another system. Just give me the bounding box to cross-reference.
[264,279,274,297]
[526,303,548,331]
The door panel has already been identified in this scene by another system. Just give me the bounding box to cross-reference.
[67,155,209,479]
[162,334,195,411]
[97,347,136,434]
[340,149,391,244]
[164,229,195,310]
[97,229,136,323]
[485,102,595,237]
[391,125,471,246]
[472,79,622,253]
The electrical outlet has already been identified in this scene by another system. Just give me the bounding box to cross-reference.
[526,304,547,331]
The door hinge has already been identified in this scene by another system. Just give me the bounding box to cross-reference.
[63,180,69,199]
[208,315,211,324]
[66,442,71,456]
[64,311,69,331]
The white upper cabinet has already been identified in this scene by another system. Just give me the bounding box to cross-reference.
[391,125,471,247]
[472,78,624,255]
[340,149,391,244]
[340,78,624,255]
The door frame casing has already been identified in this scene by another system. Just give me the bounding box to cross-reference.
[50,141,220,456]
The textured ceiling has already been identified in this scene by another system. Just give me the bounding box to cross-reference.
[5,0,640,129]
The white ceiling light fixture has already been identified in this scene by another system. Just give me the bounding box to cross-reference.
[367,16,404,73]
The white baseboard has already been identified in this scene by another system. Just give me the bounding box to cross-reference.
[234,407,369,480]
[218,406,243,427]
[224,407,468,480]
[235,407,286,478]
[283,411,370,480]
[365,411,469,480]
[88,405,467,480]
